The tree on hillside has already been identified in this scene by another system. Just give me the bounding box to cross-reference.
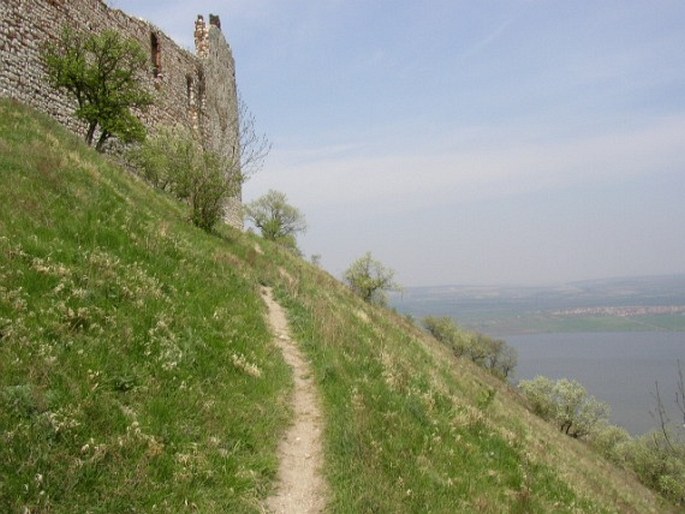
[235,96,272,180]
[519,376,609,438]
[43,27,153,151]
[245,190,307,252]
[487,339,518,379]
[343,252,400,306]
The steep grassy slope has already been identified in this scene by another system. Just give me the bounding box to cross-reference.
[0,99,674,513]
[0,100,291,512]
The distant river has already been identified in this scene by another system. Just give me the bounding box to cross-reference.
[506,332,685,436]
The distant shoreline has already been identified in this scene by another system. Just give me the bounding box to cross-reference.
[391,275,685,337]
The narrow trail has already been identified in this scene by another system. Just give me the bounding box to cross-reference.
[261,287,327,514]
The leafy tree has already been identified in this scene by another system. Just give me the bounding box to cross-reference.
[343,252,399,306]
[244,190,307,251]
[131,126,239,231]
[43,27,153,151]
[519,376,609,438]
[482,337,518,379]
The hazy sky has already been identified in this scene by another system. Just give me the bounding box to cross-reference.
[113,1,685,286]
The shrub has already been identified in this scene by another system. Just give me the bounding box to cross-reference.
[131,126,240,231]
[626,432,685,505]
[424,315,470,356]
[589,421,632,464]
[343,252,399,306]
[423,316,517,379]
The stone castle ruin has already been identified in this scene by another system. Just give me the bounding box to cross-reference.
[0,0,242,227]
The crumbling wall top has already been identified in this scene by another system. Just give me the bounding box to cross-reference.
[194,15,209,58]
[209,14,221,30]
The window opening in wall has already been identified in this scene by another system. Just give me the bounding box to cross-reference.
[186,75,193,106]
[150,32,161,78]
[196,68,206,109]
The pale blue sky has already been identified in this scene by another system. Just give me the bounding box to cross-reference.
[113,1,685,286]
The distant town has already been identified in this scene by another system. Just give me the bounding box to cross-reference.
[551,305,685,317]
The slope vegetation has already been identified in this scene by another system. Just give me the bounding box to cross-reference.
[0,100,290,512]
[0,99,674,513]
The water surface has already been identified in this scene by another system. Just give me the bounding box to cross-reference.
[506,331,685,435]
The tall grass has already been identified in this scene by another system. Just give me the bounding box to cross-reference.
[0,99,290,512]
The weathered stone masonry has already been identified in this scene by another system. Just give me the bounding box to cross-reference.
[0,0,242,228]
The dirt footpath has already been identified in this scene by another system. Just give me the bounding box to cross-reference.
[262,287,327,514]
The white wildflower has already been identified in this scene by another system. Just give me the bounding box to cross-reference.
[231,353,262,378]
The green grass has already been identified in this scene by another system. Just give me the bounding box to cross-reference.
[0,99,290,512]
[0,98,677,512]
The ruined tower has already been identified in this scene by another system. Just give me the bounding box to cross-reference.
[0,0,242,228]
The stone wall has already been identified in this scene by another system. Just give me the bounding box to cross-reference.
[0,0,242,228]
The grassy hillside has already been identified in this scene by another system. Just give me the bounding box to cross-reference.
[0,98,675,512]
[0,99,291,512]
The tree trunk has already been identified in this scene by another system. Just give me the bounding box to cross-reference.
[85,122,97,146]
[95,131,110,152]
[560,421,572,435]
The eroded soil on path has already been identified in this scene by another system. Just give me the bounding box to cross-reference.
[262,287,327,514]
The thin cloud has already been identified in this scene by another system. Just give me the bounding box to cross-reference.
[249,114,685,214]
[460,19,514,60]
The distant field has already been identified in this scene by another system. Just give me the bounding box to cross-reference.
[391,276,685,336]
[480,314,685,336]
[404,311,685,336]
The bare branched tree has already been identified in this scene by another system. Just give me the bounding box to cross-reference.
[235,94,272,180]
[650,380,676,452]
[676,359,685,428]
